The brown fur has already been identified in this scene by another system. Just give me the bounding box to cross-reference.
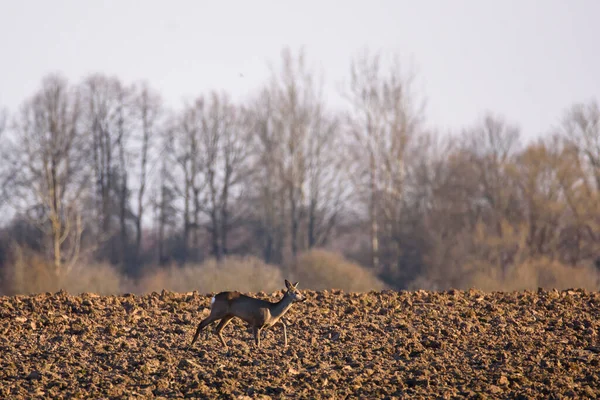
[189,280,304,350]
[216,291,242,305]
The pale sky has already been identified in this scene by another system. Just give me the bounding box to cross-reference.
[1,0,599,141]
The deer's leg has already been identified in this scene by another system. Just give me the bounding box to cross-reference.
[190,315,220,347]
[253,326,262,348]
[279,320,288,347]
[214,316,234,349]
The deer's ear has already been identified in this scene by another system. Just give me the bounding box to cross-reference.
[293,282,299,288]
[285,279,292,289]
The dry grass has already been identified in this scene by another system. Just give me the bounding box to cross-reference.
[465,257,600,292]
[0,249,386,295]
[1,246,125,295]
[60,263,129,295]
[0,247,285,296]
[135,256,284,295]
[3,249,386,296]
[292,249,386,292]
[4,246,598,296]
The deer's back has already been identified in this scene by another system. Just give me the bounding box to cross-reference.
[214,291,244,304]
[215,291,273,326]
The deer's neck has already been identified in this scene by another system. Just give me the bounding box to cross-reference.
[269,293,295,320]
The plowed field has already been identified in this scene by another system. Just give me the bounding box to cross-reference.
[1,288,599,399]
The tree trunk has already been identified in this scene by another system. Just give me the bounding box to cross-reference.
[193,186,201,259]
[119,173,128,264]
[158,181,167,265]
[182,167,191,263]
[220,205,228,257]
[220,169,230,257]
[118,116,128,265]
[290,186,298,257]
[370,152,379,270]
[52,220,61,275]
[307,198,317,248]
[136,130,149,260]
[50,159,62,275]
[211,208,221,261]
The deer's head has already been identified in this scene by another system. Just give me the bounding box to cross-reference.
[285,279,305,302]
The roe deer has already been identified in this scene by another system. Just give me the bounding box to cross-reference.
[190,280,305,350]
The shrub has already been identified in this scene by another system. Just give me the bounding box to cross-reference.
[136,256,284,294]
[465,257,599,291]
[2,246,59,295]
[1,245,125,295]
[292,249,386,292]
[60,263,127,295]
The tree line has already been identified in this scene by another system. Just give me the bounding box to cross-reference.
[1,47,599,290]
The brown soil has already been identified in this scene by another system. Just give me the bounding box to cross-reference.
[1,288,599,399]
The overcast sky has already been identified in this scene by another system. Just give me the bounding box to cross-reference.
[1,0,599,141]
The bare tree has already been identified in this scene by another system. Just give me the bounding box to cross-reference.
[131,82,162,261]
[247,89,286,263]
[509,138,566,258]
[249,48,343,265]
[419,115,521,283]
[153,154,178,264]
[0,108,10,210]
[558,100,600,264]
[270,48,313,258]
[344,49,425,273]
[306,109,344,248]
[80,74,133,263]
[462,114,521,229]
[12,74,88,275]
[169,92,251,261]
[389,131,457,285]
[171,99,205,261]
[197,92,249,260]
[560,100,600,191]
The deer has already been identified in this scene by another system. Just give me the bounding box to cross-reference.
[189,280,305,350]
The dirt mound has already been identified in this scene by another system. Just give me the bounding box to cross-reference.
[1,288,599,398]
